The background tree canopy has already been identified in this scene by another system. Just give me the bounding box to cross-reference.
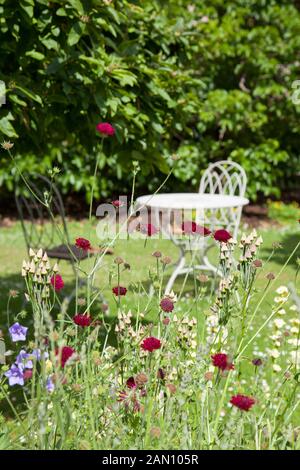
[0,0,300,202]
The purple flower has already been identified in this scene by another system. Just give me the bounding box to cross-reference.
[9,322,28,342]
[16,350,33,369]
[4,364,25,386]
[46,377,55,393]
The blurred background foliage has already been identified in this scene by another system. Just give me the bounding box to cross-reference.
[0,0,300,203]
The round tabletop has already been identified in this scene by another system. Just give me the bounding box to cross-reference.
[136,193,249,210]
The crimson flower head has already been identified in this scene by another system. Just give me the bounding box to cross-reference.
[214,229,232,243]
[112,285,127,296]
[182,221,211,236]
[112,199,124,208]
[73,314,92,327]
[252,358,263,367]
[211,353,234,371]
[230,394,255,411]
[160,297,174,313]
[96,122,115,136]
[140,224,159,237]
[23,370,33,380]
[75,237,91,251]
[51,274,64,291]
[126,377,137,389]
[141,337,161,352]
[56,346,75,368]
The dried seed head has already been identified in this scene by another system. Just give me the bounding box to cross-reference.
[150,427,161,438]
[198,274,209,283]
[166,383,176,394]
[161,256,172,265]
[252,259,262,268]
[1,140,14,150]
[9,289,19,298]
[135,372,148,387]
[204,371,214,381]
[266,272,275,280]
[152,251,162,258]
[114,256,124,265]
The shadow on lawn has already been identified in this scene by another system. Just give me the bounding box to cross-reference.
[260,231,300,270]
[0,273,119,333]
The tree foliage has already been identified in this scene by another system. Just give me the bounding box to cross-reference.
[0,0,300,200]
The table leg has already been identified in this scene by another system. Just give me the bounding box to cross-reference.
[165,242,221,294]
[165,249,186,294]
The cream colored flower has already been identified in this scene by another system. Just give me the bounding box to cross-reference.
[273,363,282,373]
[270,349,280,359]
[274,296,287,304]
[274,318,285,329]
[276,286,289,296]
[277,308,286,315]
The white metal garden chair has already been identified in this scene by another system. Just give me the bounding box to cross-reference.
[164,160,247,293]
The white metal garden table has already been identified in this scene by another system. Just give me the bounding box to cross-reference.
[135,193,249,293]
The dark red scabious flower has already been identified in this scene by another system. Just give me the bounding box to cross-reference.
[141,337,161,352]
[112,199,124,208]
[75,237,91,251]
[211,353,234,371]
[96,122,115,136]
[157,368,166,380]
[73,314,92,327]
[252,358,263,367]
[50,274,64,291]
[140,224,159,237]
[230,394,255,411]
[182,221,211,236]
[56,346,75,368]
[126,377,137,389]
[214,229,232,243]
[112,285,127,296]
[160,297,174,313]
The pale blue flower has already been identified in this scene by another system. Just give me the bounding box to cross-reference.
[4,364,24,386]
[9,322,28,342]
[16,350,33,369]
[46,377,55,393]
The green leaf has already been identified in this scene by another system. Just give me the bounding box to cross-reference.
[68,0,84,15]
[67,22,86,46]
[0,112,18,138]
[25,50,45,60]
[20,0,34,18]
[15,85,43,105]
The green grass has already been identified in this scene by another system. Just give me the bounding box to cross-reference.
[0,218,298,333]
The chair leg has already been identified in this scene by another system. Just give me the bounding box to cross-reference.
[165,252,186,294]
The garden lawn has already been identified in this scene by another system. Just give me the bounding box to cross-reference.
[0,219,298,339]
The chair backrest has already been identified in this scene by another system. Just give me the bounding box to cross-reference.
[199,160,247,197]
[15,174,70,252]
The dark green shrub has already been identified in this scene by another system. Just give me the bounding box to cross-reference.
[0,0,299,201]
